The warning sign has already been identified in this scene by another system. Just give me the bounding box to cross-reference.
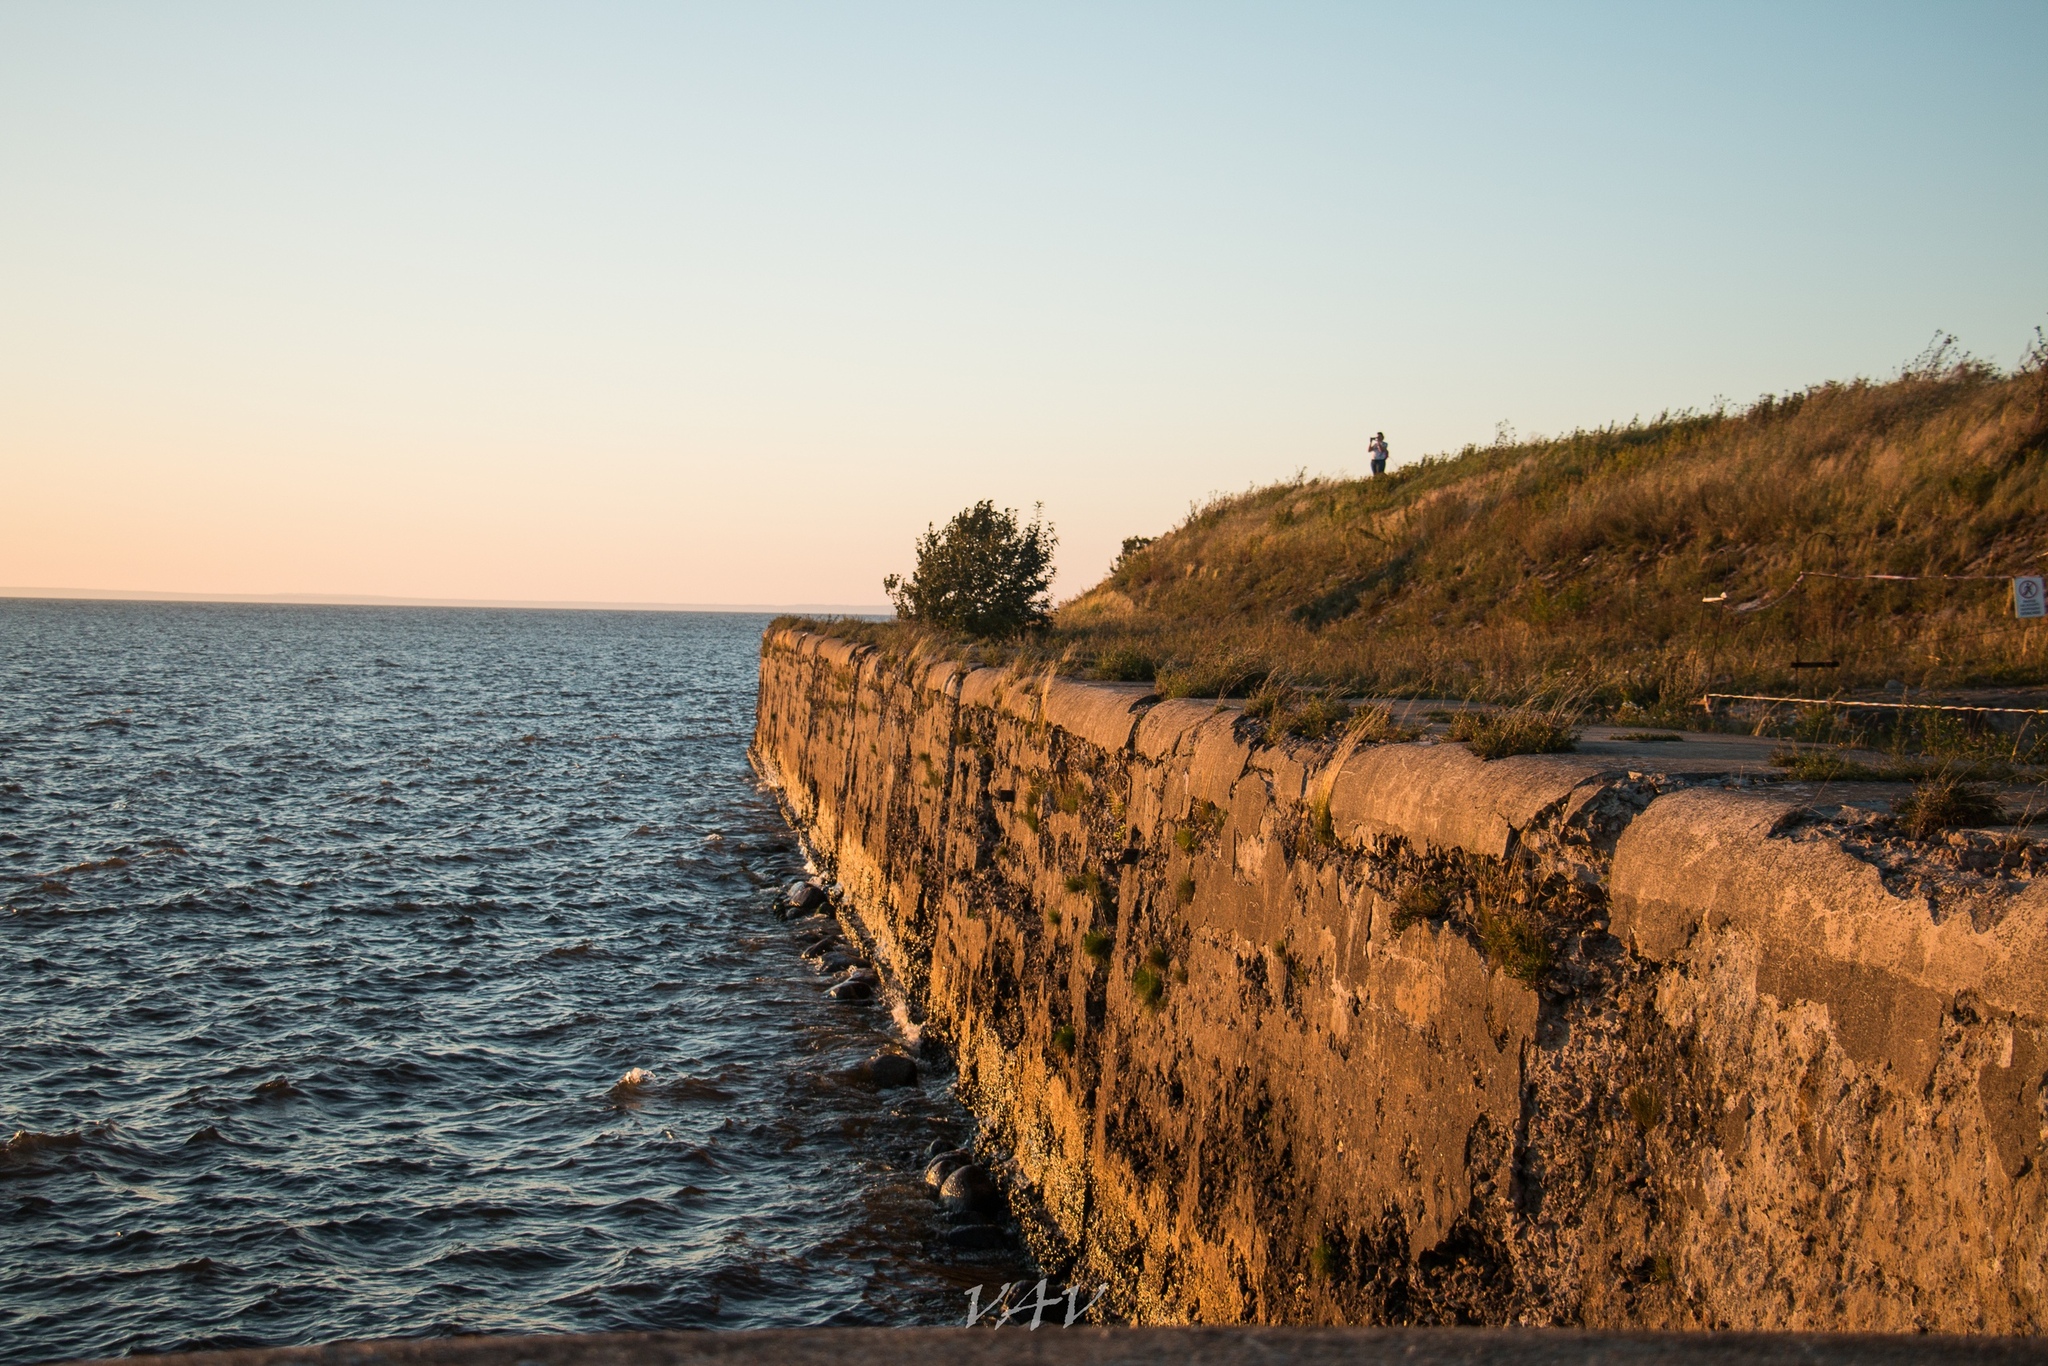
[2017,576,2046,620]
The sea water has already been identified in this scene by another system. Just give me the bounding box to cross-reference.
[0,601,1019,1363]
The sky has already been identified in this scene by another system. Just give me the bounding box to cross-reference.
[2,3,2044,609]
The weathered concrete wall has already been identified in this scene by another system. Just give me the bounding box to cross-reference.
[750,629,2048,1332]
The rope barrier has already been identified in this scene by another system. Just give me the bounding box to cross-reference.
[1703,570,2035,614]
[1699,692,2048,717]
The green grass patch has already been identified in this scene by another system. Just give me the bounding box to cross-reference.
[1390,884,1446,931]
[1309,1236,1339,1280]
[1475,898,1551,982]
[1894,774,2007,838]
[1064,868,1107,903]
[1051,1024,1077,1056]
[1081,930,1112,961]
[1132,965,1165,1010]
[1449,708,1578,760]
[1771,748,1888,781]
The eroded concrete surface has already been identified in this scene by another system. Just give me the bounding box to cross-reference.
[751,632,2048,1332]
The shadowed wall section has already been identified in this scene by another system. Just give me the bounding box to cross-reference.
[750,628,2048,1331]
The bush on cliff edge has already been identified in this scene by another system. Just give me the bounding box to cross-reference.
[884,500,1058,639]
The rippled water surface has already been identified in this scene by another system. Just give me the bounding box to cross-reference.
[1,601,1012,1364]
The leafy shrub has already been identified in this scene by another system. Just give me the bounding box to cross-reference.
[1081,930,1112,961]
[882,500,1057,638]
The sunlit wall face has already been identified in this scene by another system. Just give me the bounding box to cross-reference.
[3,3,2043,608]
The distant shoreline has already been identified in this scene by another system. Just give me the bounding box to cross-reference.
[0,587,891,615]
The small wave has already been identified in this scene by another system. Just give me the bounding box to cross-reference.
[544,940,594,959]
[56,856,131,875]
[251,1077,304,1101]
[432,1244,575,1272]
[4,1128,84,1159]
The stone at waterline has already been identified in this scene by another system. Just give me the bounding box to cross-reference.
[945,1223,1009,1252]
[863,1051,919,1088]
[939,1163,1001,1215]
[923,1149,973,1188]
[786,881,826,912]
[828,979,872,1001]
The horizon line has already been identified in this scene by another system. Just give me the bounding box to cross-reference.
[0,586,893,615]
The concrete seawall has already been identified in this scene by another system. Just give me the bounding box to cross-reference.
[749,629,2048,1331]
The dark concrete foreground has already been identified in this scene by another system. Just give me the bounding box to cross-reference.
[57,1328,2048,1366]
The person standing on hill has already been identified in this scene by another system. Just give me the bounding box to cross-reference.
[1368,432,1389,476]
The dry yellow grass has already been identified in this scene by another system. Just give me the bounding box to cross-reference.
[779,355,2048,732]
[1053,361,2048,709]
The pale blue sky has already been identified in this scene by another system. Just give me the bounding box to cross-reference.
[3,3,2043,606]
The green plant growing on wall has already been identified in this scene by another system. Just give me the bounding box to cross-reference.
[1475,897,1551,982]
[1391,883,1446,931]
[1307,797,1336,849]
[1132,964,1165,1010]
[882,500,1058,638]
[1064,868,1108,908]
[1051,1024,1077,1056]
[1132,944,1172,1009]
[1175,874,1196,905]
[1308,1236,1339,1280]
[1082,930,1112,962]
[1175,798,1226,852]
[1627,1084,1664,1132]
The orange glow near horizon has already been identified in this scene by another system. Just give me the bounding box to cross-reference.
[5,6,2044,608]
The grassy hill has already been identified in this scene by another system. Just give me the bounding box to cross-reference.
[1053,356,2048,715]
[784,351,2048,741]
